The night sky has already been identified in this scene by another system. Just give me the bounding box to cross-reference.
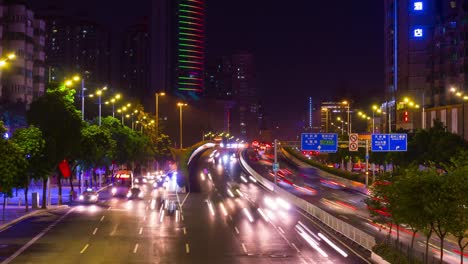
[32,0,384,132]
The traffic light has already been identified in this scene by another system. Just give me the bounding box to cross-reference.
[403,111,409,122]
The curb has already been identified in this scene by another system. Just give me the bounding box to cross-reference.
[0,205,70,233]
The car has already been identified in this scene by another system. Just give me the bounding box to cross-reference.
[79,189,99,203]
[127,187,144,199]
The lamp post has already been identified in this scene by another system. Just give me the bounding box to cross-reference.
[371,105,382,133]
[89,86,107,126]
[449,88,468,139]
[155,92,165,139]
[177,102,188,149]
[342,100,351,134]
[105,94,121,118]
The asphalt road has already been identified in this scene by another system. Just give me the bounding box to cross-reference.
[0,148,367,264]
[243,148,467,264]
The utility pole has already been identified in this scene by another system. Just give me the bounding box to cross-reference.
[273,139,279,190]
[81,79,85,120]
[365,139,369,188]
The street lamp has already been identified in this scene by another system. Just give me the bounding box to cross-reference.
[89,86,107,126]
[177,102,188,149]
[342,100,351,134]
[336,117,344,135]
[449,88,468,139]
[155,92,165,139]
[105,94,121,118]
[371,105,382,133]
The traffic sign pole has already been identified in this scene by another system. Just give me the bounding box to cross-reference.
[365,139,369,188]
[274,139,278,190]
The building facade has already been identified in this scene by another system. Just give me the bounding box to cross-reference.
[151,0,205,101]
[42,15,110,87]
[120,19,151,105]
[384,0,468,140]
[0,0,45,104]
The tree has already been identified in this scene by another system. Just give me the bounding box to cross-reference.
[78,124,116,188]
[0,121,27,219]
[444,151,468,264]
[27,90,83,206]
[11,126,45,212]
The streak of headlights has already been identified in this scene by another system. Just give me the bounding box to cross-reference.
[257,208,269,222]
[249,176,257,183]
[227,189,235,198]
[219,202,228,216]
[200,172,206,181]
[235,189,244,197]
[207,200,215,216]
[318,233,348,258]
[242,208,254,223]
[296,225,328,258]
[240,175,248,183]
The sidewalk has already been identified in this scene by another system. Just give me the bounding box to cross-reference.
[0,205,69,232]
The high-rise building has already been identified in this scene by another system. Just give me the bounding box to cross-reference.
[42,15,110,86]
[0,0,45,104]
[120,19,150,105]
[384,0,468,139]
[151,0,205,100]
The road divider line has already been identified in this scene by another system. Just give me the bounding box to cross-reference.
[234,226,240,234]
[1,208,75,264]
[292,243,300,253]
[278,226,285,234]
[133,243,139,253]
[92,228,98,235]
[241,243,247,253]
[183,227,187,235]
[80,244,89,254]
[139,227,143,235]
[100,216,105,222]
[110,224,119,236]
[185,243,190,254]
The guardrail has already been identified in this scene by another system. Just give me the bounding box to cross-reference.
[187,142,216,166]
[239,151,376,251]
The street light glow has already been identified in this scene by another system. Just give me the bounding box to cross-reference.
[65,80,73,86]
[72,75,80,81]
[7,53,16,60]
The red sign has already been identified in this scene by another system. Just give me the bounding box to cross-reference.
[58,160,71,178]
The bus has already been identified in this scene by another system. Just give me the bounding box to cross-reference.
[111,170,133,197]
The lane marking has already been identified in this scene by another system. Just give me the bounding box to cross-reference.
[181,214,184,221]
[92,228,98,235]
[80,244,89,254]
[181,192,190,207]
[133,243,139,254]
[185,243,190,254]
[110,224,119,236]
[228,215,233,221]
[292,243,300,253]
[234,227,240,234]
[278,226,285,234]
[1,208,75,264]
[139,227,143,235]
[183,227,187,235]
[241,243,247,253]
[100,216,105,222]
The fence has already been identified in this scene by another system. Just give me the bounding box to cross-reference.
[239,151,376,251]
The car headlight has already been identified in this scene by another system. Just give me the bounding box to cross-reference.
[138,192,144,198]
[79,195,84,200]
[111,188,117,194]
[135,179,139,183]
[126,192,131,198]
[91,195,97,200]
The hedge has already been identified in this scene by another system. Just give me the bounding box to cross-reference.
[283,147,365,183]
[373,242,422,264]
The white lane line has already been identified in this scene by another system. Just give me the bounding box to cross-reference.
[234,226,240,234]
[1,208,75,264]
[92,228,98,235]
[100,216,105,222]
[107,206,112,210]
[181,214,184,221]
[278,226,285,234]
[183,227,187,235]
[80,244,89,254]
[292,243,300,253]
[241,243,247,253]
[133,243,139,254]
[185,243,190,254]
[228,215,233,221]
[181,192,190,207]
[110,224,119,236]
[139,227,143,235]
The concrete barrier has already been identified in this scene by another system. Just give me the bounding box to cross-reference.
[239,151,376,251]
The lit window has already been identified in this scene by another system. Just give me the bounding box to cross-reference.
[414,28,423,37]
[414,2,423,11]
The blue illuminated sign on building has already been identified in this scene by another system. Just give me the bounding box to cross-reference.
[413,28,423,37]
[414,2,423,11]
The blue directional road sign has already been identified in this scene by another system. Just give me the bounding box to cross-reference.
[301,133,338,153]
[371,134,407,152]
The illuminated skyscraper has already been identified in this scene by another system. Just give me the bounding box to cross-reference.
[151,0,205,99]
